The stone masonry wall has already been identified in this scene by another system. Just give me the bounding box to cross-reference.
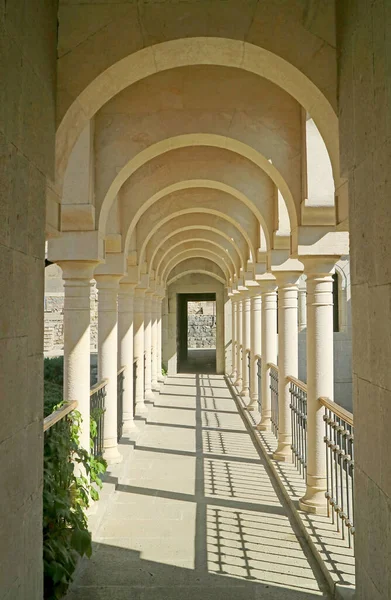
[338,3,391,598]
[188,315,216,348]
[0,2,57,598]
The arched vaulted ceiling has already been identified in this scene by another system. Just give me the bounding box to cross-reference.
[53,7,343,288]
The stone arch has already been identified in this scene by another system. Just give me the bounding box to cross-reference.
[167,270,226,287]
[157,241,237,282]
[165,257,226,286]
[150,229,242,275]
[144,216,248,271]
[101,136,294,242]
[121,174,274,254]
[162,249,230,284]
[57,37,340,195]
[137,208,255,273]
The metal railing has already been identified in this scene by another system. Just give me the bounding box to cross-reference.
[133,358,137,415]
[321,396,355,547]
[269,363,279,436]
[256,355,262,414]
[288,376,308,480]
[44,400,78,432]
[247,349,251,389]
[90,379,107,458]
[117,367,125,442]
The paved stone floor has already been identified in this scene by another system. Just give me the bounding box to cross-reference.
[178,349,217,374]
[67,375,330,600]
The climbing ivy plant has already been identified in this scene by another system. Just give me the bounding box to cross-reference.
[43,366,107,599]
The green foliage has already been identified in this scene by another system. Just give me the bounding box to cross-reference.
[43,364,107,599]
[44,356,64,388]
[161,364,167,376]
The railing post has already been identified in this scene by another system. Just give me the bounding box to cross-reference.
[256,280,277,431]
[273,270,302,462]
[118,280,137,431]
[248,290,262,411]
[240,291,251,398]
[58,260,98,453]
[299,259,336,515]
[157,297,164,383]
[233,295,243,387]
[133,287,148,414]
[95,273,123,464]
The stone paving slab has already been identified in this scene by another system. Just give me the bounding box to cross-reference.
[66,375,330,600]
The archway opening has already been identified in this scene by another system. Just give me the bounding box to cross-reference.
[177,293,216,374]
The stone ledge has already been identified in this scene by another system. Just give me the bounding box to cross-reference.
[225,375,356,600]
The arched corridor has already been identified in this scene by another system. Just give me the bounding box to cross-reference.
[66,375,330,600]
[2,2,391,599]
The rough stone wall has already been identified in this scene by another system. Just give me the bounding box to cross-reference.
[188,315,216,349]
[338,3,391,598]
[0,2,57,598]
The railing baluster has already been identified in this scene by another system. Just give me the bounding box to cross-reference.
[117,367,125,442]
[288,377,307,480]
[269,364,279,437]
[90,379,108,458]
[321,397,354,547]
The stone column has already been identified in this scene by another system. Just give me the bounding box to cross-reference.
[273,272,301,461]
[256,282,278,431]
[230,296,238,379]
[299,260,335,515]
[247,290,262,410]
[151,296,159,390]
[95,274,122,464]
[234,295,243,387]
[240,292,251,398]
[157,297,164,382]
[59,261,97,453]
[133,287,147,414]
[144,292,154,400]
[298,279,307,331]
[118,281,136,432]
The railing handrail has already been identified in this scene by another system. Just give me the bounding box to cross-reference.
[43,400,78,432]
[117,366,126,376]
[90,378,109,396]
[267,362,278,371]
[320,396,354,426]
[255,353,262,361]
[287,375,307,393]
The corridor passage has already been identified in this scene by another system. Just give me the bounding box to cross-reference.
[67,376,330,600]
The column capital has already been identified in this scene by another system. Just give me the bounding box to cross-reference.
[119,281,136,298]
[301,256,339,276]
[95,273,122,290]
[57,260,99,281]
[274,270,303,286]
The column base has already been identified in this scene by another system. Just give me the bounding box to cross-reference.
[152,380,160,391]
[103,445,123,465]
[256,419,271,431]
[246,397,258,411]
[144,389,155,400]
[272,443,292,462]
[239,387,249,397]
[136,401,148,415]
[122,419,138,433]
[299,478,328,515]
[230,371,237,380]
[233,377,242,387]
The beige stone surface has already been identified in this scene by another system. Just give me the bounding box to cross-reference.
[65,375,330,600]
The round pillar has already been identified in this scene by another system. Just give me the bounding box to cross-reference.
[230,297,238,379]
[144,293,154,400]
[299,261,335,515]
[151,296,159,390]
[273,272,301,462]
[240,293,251,397]
[96,274,122,464]
[157,297,164,382]
[60,261,97,453]
[256,283,278,431]
[247,291,262,410]
[118,281,136,432]
[133,288,147,414]
[234,296,243,387]
[298,281,307,332]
